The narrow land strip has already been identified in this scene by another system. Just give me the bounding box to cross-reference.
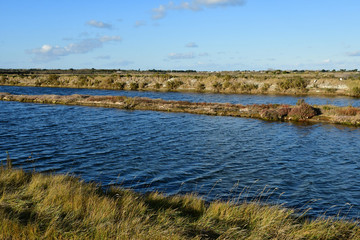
[1,93,360,126]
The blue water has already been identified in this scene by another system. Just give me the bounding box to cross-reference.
[1,86,360,219]
[1,85,359,106]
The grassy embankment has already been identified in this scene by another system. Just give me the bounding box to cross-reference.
[1,158,359,239]
[1,92,360,126]
[1,70,360,97]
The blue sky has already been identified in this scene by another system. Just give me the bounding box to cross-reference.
[1,0,360,71]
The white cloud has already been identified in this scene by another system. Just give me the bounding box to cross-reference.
[168,52,195,59]
[100,36,122,42]
[29,36,122,61]
[348,51,360,57]
[86,20,112,29]
[199,52,209,56]
[95,55,111,60]
[323,59,331,63]
[153,5,167,19]
[134,21,146,28]
[152,0,245,19]
[194,0,245,7]
[186,42,198,48]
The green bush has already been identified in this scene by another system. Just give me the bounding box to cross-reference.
[116,82,126,90]
[261,83,270,92]
[76,75,88,86]
[196,83,206,92]
[154,83,162,89]
[130,82,139,91]
[140,82,148,89]
[0,75,7,84]
[351,87,360,97]
[240,83,258,92]
[223,80,231,89]
[212,82,222,92]
[166,80,183,90]
[278,77,309,91]
[46,74,60,85]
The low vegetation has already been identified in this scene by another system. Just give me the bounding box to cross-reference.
[1,93,360,126]
[1,160,359,239]
[1,69,360,97]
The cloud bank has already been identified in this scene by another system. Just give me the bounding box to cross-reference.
[29,36,122,61]
[348,51,360,57]
[168,51,209,59]
[153,0,246,19]
[86,20,112,29]
[186,42,198,48]
[168,52,195,59]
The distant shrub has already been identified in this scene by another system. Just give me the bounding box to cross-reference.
[351,87,360,97]
[0,75,7,84]
[240,83,258,92]
[336,107,360,116]
[77,75,88,86]
[166,80,183,90]
[116,82,126,90]
[196,83,206,92]
[154,82,162,89]
[223,81,231,89]
[260,109,281,121]
[140,82,148,89]
[260,106,291,121]
[261,83,270,92]
[288,103,318,120]
[212,82,222,92]
[277,107,292,117]
[325,88,337,94]
[47,74,60,85]
[223,75,232,81]
[130,82,139,91]
[296,99,305,106]
[278,77,309,91]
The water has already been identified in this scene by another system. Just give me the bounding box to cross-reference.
[1,85,360,106]
[1,86,360,219]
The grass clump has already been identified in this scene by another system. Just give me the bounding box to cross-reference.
[351,87,360,97]
[288,102,318,120]
[278,77,309,92]
[0,163,359,239]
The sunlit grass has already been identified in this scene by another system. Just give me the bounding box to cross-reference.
[0,162,359,239]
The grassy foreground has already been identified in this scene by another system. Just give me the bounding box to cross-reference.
[0,164,359,239]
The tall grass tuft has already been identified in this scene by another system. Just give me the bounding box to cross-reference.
[0,167,359,239]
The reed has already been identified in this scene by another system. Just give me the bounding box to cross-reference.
[0,162,359,239]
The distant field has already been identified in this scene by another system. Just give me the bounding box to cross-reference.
[1,69,360,97]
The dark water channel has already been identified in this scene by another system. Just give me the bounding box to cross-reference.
[1,86,360,219]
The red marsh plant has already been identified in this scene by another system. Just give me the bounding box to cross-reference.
[288,103,318,120]
[260,106,291,121]
[336,106,360,116]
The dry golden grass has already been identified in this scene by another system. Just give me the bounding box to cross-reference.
[0,164,359,239]
[2,70,360,97]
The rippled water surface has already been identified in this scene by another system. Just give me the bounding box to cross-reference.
[1,86,360,219]
[1,85,360,106]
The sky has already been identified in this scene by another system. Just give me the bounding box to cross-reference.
[1,0,360,71]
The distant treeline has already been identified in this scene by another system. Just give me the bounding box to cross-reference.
[0,68,197,75]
